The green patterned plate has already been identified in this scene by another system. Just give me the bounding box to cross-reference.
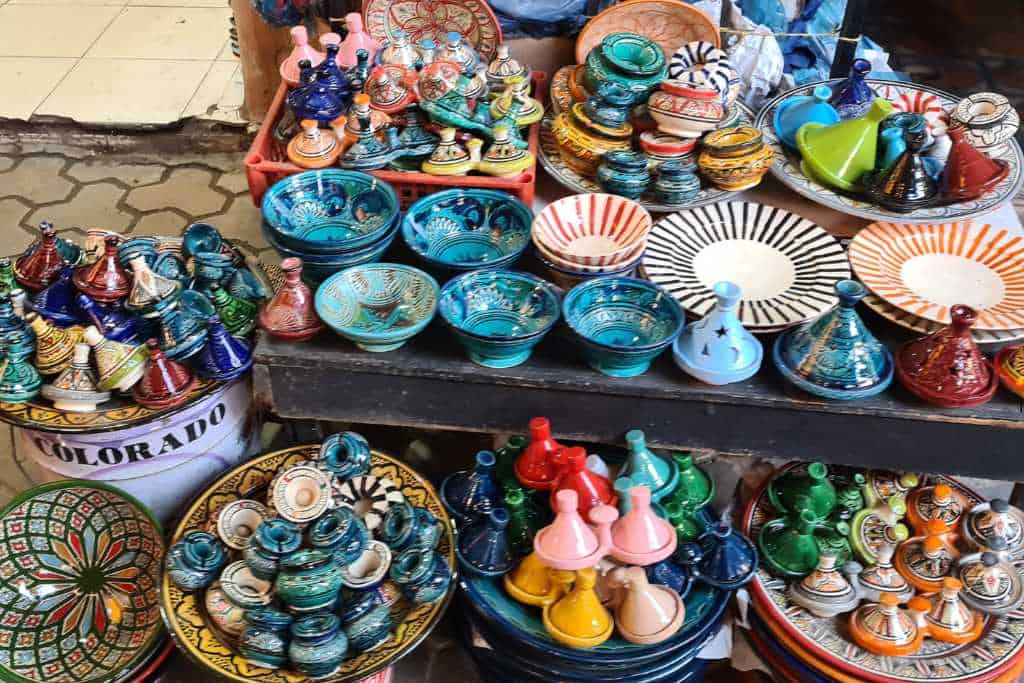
[159,445,457,683]
[0,481,165,683]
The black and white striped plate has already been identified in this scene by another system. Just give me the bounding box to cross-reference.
[641,201,851,330]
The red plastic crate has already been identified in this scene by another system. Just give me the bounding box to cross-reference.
[245,72,547,208]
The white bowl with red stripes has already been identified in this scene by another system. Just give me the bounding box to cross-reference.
[531,193,652,267]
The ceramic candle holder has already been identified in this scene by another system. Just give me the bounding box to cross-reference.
[379,500,442,553]
[307,507,369,565]
[389,548,452,603]
[339,540,392,590]
[215,499,268,551]
[332,474,404,531]
[166,531,228,591]
[243,517,303,580]
[240,608,293,670]
[288,614,348,678]
[270,464,332,524]
[317,431,371,480]
[339,590,392,652]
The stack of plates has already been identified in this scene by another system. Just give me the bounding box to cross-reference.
[456,571,728,683]
[849,221,1024,346]
[741,462,1024,683]
[641,201,850,333]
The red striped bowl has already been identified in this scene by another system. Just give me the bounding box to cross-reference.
[531,193,652,267]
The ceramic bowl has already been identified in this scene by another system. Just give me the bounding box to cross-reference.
[261,169,400,254]
[262,219,399,284]
[315,263,439,352]
[562,276,684,377]
[532,193,651,268]
[535,248,640,290]
[400,189,532,274]
[533,234,644,274]
[438,270,561,368]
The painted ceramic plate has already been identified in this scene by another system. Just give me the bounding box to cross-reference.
[362,0,501,61]
[574,0,719,64]
[861,292,1024,346]
[641,201,850,329]
[538,103,753,213]
[849,221,1024,330]
[160,444,456,683]
[0,482,165,683]
[741,462,1024,683]
[754,79,1024,223]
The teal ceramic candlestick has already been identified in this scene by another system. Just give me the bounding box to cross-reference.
[274,549,344,613]
[288,614,348,678]
[620,430,678,503]
[673,281,762,385]
[239,609,293,669]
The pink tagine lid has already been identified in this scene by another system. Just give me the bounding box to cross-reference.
[534,490,607,570]
[608,486,677,566]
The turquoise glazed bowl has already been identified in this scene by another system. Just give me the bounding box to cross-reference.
[562,276,684,377]
[401,189,532,274]
[438,270,560,368]
[261,220,399,284]
[261,169,400,254]
[315,263,439,352]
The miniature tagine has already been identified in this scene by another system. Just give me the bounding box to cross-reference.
[772,84,839,149]
[288,119,342,168]
[610,566,685,644]
[515,416,563,490]
[961,498,1024,554]
[864,129,939,211]
[258,257,323,341]
[796,97,894,192]
[476,125,534,177]
[774,280,893,400]
[40,341,111,412]
[673,281,762,385]
[787,552,860,618]
[940,124,1010,201]
[957,549,1024,615]
[895,304,998,407]
[620,429,678,503]
[829,58,876,119]
[849,592,923,656]
[541,567,614,648]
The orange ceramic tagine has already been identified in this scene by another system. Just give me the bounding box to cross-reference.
[287,120,341,169]
[541,567,614,648]
[849,592,923,656]
[923,577,985,644]
[504,552,560,607]
[906,483,967,537]
[893,518,960,593]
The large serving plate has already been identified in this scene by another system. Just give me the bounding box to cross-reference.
[458,571,728,668]
[0,482,166,683]
[160,445,457,683]
[754,79,1024,223]
[641,201,850,330]
[861,293,1024,346]
[362,0,501,61]
[538,104,753,213]
[741,462,1024,683]
[849,221,1024,330]
[573,0,720,63]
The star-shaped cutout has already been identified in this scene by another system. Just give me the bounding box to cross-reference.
[714,326,727,338]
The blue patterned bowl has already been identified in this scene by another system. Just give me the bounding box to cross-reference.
[438,270,560,368]
[562,276,684,377]
[401,189,532,274]
[315,263,439,352]
[261,220,399,284]
[261,170,400,254]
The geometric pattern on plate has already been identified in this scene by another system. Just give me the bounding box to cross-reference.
[0,483,164,683]
[642,201,850,329]
[849,221,1024,330]
[362,0,501,61]
[160,445,456,683]
[754,79,1024,223]
[741,462,1024,683]
[861,293,1024,346]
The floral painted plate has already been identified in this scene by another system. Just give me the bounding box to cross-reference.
[848,221,1024,330]
[641,201,850,330]
[754,80,1024,223]
[160,445,457,683]
[362,0,501,61]
[538,103,753,213]
[0,481,166,683]
[861,292,1024,346]
[741,462,1024,683]
[574,0,720,63]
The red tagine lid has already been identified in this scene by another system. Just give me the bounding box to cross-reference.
[132,339,196,410]
[515,417,563,490]
[14,222,65,292]
[257,257,323,341]
[549,447,617,517]
[940,125,1010,201]
[895,304,998,407]
[73,235,130,302]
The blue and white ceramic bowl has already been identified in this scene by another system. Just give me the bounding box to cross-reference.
[262,220,399,284]
[401,189,532,274]
[315,263,439,352]
[261,169,400,254]
[562,276,684,377]
[438,270,560,368]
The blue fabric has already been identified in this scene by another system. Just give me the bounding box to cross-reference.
[489,0,589,38]
[737,0,787,32]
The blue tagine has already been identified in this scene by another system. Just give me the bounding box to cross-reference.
[673,281,763,385]
[772,279,894,400]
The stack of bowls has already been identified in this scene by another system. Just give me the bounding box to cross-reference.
[401,189,533,280]
[261,169,401,284]
[531,193,651,289]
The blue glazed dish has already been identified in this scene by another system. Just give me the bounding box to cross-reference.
[562,276,684,377]
[401,189,532,274]
[772,84,840,150]
[438,270,560,368]
[315,263,439,352]
[261,170,400,254]
[261,220,399,284]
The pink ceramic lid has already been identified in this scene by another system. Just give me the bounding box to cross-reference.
[534,490,603,569]
[610,487,676,557]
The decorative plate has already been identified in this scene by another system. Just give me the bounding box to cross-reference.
[641,201,850,329]
[538,103,753,213]
[742,462,1024,683]
[0,482,165,683]
[458,572,727,667]
[849,221,1024,330]
[861,293,1024,346]
[160,445,457,683]
[573,0,720,64]
[362,0,501,61]
[0,379,222,434]
[753,79,1024,223]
